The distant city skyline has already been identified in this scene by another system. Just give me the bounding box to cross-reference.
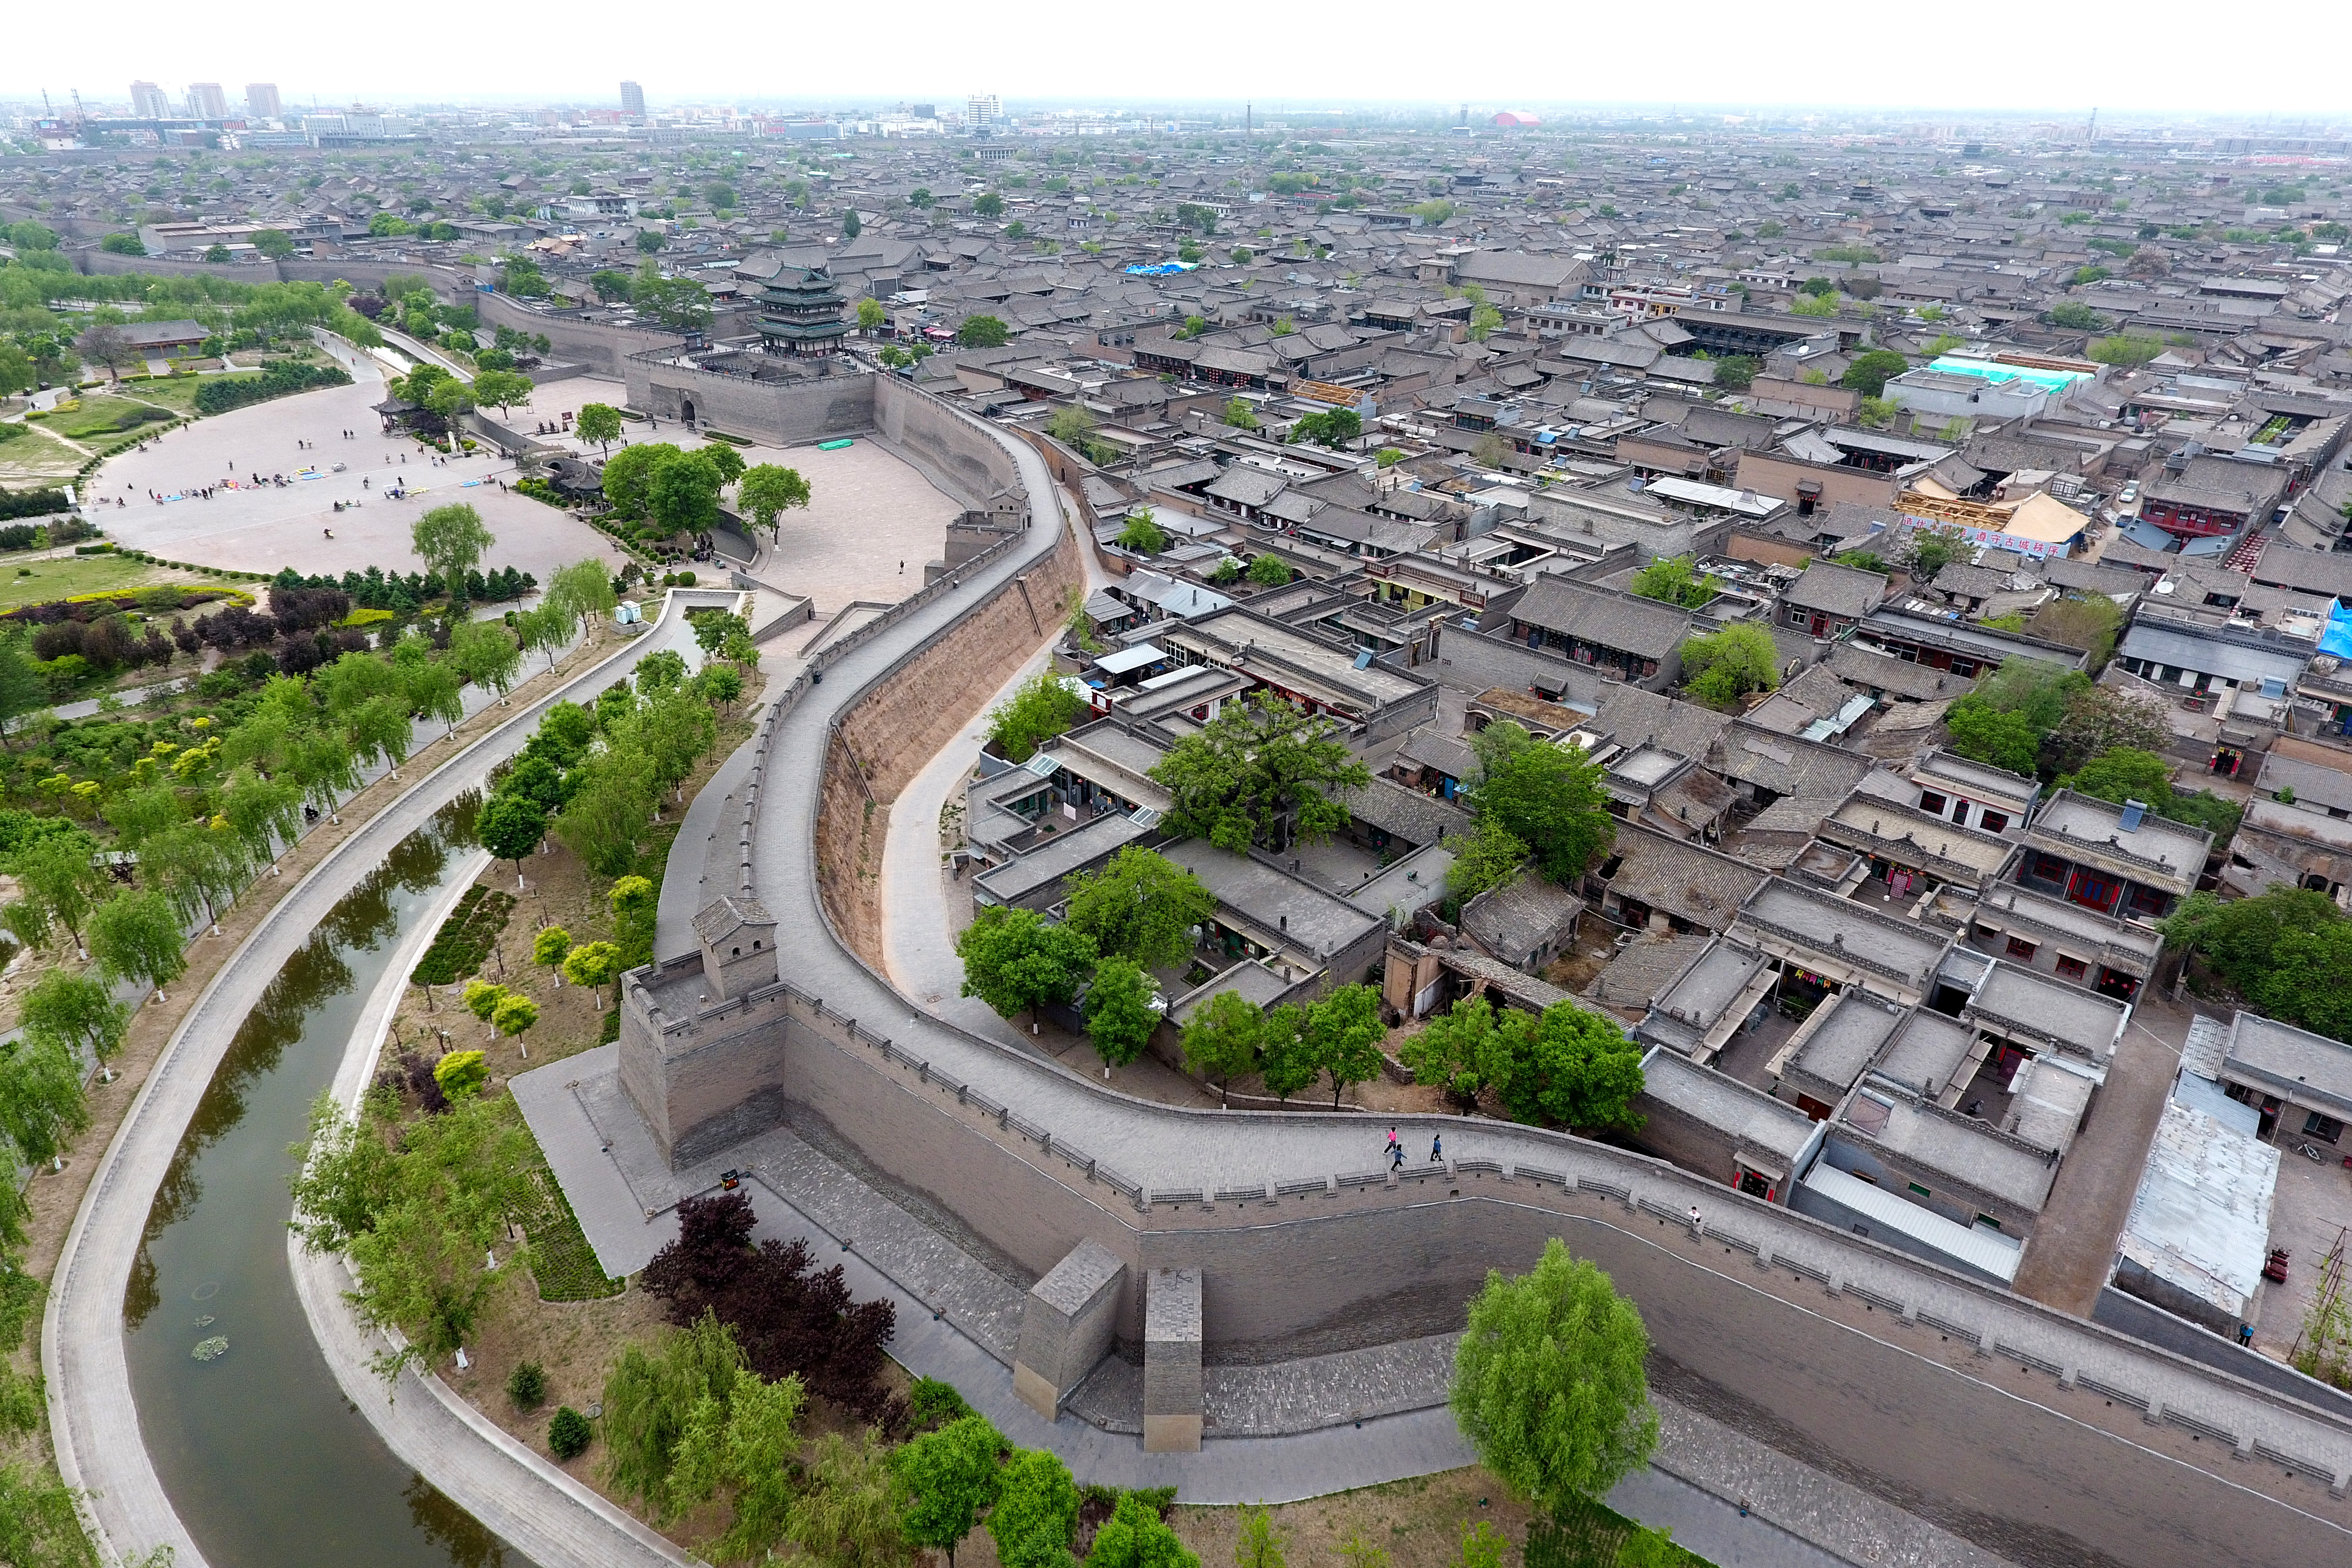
[8,0,2351,115]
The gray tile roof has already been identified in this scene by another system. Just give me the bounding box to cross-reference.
[1641,1048,1823,1166]
[1785,560,1891,618]
[1783,989,1909,1103]
[2223,1011,2352,1119]
[1461,872,1586,969]
[1510,578,1692,660]
[1605,825,1772,931]
[1836,1078,2061,1215]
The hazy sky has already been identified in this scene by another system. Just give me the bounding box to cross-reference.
[9,0,2351,117]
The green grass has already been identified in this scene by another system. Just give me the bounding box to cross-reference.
[35,393,175,446]
[0,422,90,480]
[109,375,215,417]
[522,1165,624,1302]
[0,553,190,612]
[1526,1496,1715,1568]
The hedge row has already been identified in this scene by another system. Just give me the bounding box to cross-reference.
[412,886,517,987]
[0,486,74,520]
[192,360,353,416]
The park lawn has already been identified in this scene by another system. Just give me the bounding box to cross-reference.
[0,552,199,612]
[111,375,222,417]
[0,423,86,482]
[34,393,176,450]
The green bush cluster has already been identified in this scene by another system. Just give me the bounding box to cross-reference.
[548,1405,594,1459]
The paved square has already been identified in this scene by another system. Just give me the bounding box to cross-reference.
[95,355,623,586]
[94,362,961,613]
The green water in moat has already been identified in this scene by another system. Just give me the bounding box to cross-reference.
[123,799,528,1568]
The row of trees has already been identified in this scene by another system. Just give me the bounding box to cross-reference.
[599,440,813,543]
[1399,995,1645,1132]
[0,554,627,1227]
[1176,984,1387,1107]
[591,1270,1200,1568]
[495,623,741,882]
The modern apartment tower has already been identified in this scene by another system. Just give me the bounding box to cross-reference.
[128,81,170,119]
[967,93,1000,132]
[186,83,230,121]
[620,81,646,120]
[246,83,282,121]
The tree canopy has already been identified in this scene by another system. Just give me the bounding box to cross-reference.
[891,1414,1002,1568]
[1063,847,1215,969]
[1150,695,1370,854]
[1288,408,1361,449]
[956,906,1096,1024]
[1839,349,1910,398]
[737,464,813,533]
[985,671,1086,764]
[1677,623,1782,710]
[957,315,1010,348]
[1082,957,1160,1075]
[1628,554,1718,610]
[2164,888,2352,1043]
[575,402,624,453]
[1402,995,1646,1128]
[987,1449,1079,1568]
[1465,721,1614,882]
[412,503,496,600]
[1452,1239,1658,1517]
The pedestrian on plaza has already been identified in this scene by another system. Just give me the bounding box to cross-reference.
[1430,1133,1443,1165]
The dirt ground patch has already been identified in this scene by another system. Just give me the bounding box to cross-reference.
[934,1466,1534,1568]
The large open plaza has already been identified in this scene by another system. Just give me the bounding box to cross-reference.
[88,365,964,609]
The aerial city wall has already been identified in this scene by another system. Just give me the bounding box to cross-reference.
[605,375,2352,1568]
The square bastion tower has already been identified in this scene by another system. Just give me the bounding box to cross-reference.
[617,894,796,1165]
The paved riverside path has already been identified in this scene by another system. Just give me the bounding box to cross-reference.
[43,594,714,1568]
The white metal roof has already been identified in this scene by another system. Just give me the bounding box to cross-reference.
[1800,1164,2024,1285]
[1095,643,1167,676]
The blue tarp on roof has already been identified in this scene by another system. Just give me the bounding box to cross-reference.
[2318,601,2352,660]
[1123,262,1198,276]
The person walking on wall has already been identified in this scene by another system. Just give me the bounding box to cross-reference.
[1430,1133,1443,1165]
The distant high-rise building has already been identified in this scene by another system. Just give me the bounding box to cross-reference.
[186,83,229,121]
[245,82,282,121]
[620,81,646,120]
[967,93,1000,132]
[128,81,170,119]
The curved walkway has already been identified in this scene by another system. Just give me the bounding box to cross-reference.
[289,848,693,1568]
[43,594,712,1568]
